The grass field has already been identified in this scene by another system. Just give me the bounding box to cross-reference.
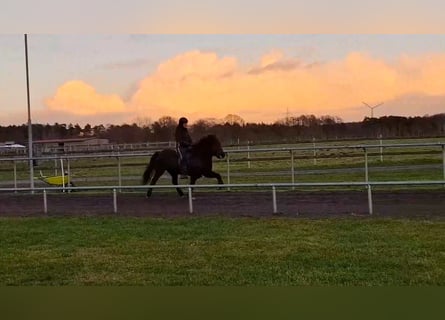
[1,217,443,285]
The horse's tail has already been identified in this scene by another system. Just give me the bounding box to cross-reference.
[142,152,160,185]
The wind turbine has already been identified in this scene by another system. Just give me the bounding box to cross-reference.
[362,101,384,118]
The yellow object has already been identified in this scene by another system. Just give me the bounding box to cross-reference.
[36,171,71,186]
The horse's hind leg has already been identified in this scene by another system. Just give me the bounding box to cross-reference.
[146,169,165,198]
[168,170,184,197]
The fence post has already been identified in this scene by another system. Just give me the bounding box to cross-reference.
[364,147,369,183]
[272,186,278,214]
[367,184,373,215]
[43,189,47,214]
[113,188,117,214]
[117,154,122,192]
[247,143,251,169]
[379,134,383,162]
[188,187,193,214]
[13,160,17,192]
[290,150,295,190]
[442,145,445,182]
[226,153,231,191]
[312,137,317,165]
[60,158,65,192]
[67,158,71,179]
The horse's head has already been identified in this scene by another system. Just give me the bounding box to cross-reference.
[206,134,226,159]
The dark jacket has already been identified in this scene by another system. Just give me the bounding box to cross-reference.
[175,125,192,148]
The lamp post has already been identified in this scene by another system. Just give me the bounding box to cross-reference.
[24,34,34,190]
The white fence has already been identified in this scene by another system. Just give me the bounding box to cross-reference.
[1,141,444,216]
[1,141,444,190]
[2,180,445,215]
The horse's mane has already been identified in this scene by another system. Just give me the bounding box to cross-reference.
[193,134,218,149]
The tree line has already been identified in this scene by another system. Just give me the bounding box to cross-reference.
[1,113,444,146]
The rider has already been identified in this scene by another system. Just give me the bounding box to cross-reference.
[175,117,193,177]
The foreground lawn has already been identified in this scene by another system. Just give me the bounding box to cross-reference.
[0,217,444,285]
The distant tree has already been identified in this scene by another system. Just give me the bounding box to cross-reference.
[191,119,210,138]
[320,115,343,125]
[134,116,152,128]
[157,116,177,128]
[83,124,93,136]
[190,118,219,137]
[74,124,82,136]
[223,114,245,126]
[116,123,145,143]
[151,116,177,141]
[1,113,444,145]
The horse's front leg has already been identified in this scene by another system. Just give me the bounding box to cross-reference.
[186,175,200,200]
[203,171,224,185]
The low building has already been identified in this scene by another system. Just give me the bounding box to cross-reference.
[33,137,109,154]
[0,141,26,155]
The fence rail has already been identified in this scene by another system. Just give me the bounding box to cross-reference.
[1,180,444,215]
[1,141,444,192]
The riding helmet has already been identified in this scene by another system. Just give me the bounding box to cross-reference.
[179,117,188,124]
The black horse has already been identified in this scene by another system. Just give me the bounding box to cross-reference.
[142,134,226,197]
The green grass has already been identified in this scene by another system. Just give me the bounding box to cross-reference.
[0,217,444,285]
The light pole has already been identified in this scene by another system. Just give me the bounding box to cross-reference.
[24,34,34,190]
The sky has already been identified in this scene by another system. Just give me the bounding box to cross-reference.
[2,0,445,33]
[1,1,445,126]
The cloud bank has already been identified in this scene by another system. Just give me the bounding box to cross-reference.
[43,50,445,124]
[45,80,127,116]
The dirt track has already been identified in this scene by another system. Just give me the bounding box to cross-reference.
[0,190,444,218]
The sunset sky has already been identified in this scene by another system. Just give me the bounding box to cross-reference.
[1,2,445,126]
